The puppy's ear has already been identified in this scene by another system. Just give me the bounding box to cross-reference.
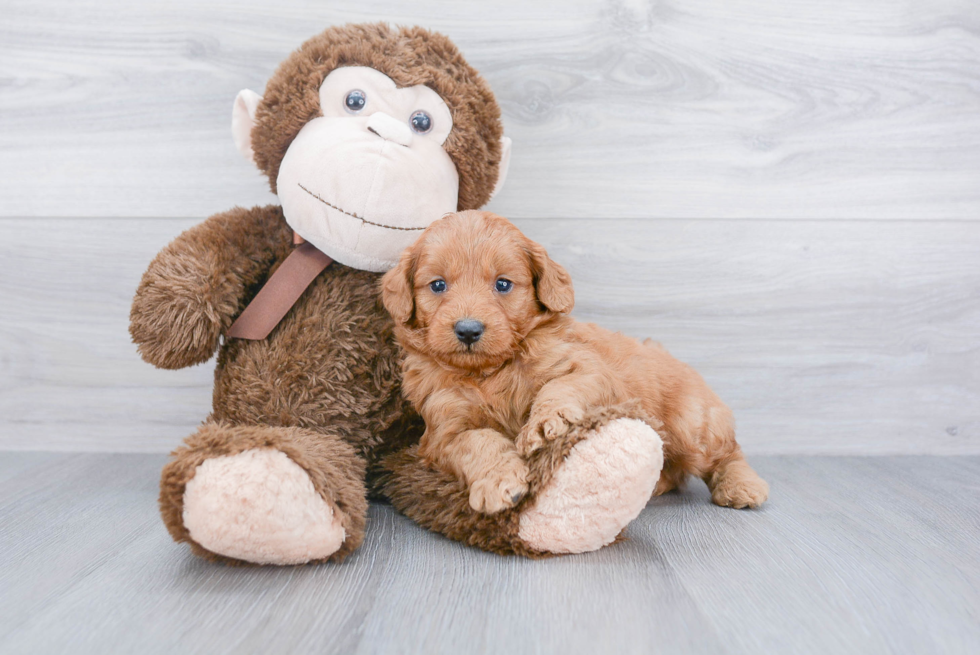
[526,239,574,314]
[382,244,418,325]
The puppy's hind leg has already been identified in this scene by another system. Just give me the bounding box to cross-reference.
[652,461,688,496]
[699,409,768,508]
[704,454,769,509]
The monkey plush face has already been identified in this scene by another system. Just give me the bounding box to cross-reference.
[230,24,511,273]
[275,66,460,271]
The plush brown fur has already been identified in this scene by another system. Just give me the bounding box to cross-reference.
[160,422,369,563]
[252,23,503,211]
[382,211,769,512]
[130,205,293,370]
[131,26,529,563]
[379,402,654,557]
[136,204,424,560]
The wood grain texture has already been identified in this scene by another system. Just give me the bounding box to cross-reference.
[0,452,64,485]
[1,0,978,219]
[0,218,213,451]
[1,216,977,454]
[0,453,977,654]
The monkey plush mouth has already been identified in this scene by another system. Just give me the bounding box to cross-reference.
[297,183,426,232]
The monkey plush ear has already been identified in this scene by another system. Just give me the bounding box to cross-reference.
[231,89,263,163]
[526,239,574,314]
[487,136,512,202]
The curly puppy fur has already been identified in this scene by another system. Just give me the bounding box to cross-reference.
[382,211,769,513]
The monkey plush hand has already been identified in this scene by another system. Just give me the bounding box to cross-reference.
[132,24,662,565]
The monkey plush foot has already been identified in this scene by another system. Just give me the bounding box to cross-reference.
[380,403,664,557]
[160,422,369,565]
[517,417,662,553]
[182,449,346,565]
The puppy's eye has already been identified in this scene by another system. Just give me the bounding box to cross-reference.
[344,89,367,113]
[429,279,447,294]
[495,279,513,293]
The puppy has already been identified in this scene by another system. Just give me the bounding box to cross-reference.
[382,210,769,514]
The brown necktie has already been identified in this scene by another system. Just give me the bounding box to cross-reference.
[226,242,333,340]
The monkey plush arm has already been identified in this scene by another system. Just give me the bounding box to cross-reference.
[129,205,292,369]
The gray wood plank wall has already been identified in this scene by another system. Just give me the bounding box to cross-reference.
[1,0,978,454]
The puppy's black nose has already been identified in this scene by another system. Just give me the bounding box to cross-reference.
[454,319,484,345]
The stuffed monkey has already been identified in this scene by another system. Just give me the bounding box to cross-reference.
[130,24,663,565]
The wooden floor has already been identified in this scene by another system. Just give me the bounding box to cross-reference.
[1,453,977,655]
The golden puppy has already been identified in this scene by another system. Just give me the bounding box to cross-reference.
[382,210,769,514]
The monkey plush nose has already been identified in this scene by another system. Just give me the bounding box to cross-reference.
[454,319,484,345]
[366,112,414,147]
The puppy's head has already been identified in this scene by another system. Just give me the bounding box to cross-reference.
[382,210,573,371]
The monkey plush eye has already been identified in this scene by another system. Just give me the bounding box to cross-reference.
[429,279,447,293]
[495,279,513,293]
[344,89,367,113]
[410,110,433,134]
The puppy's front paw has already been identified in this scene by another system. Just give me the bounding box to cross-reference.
[515,427,544,458]
[468,459,529,514]
[517,402,585,455]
